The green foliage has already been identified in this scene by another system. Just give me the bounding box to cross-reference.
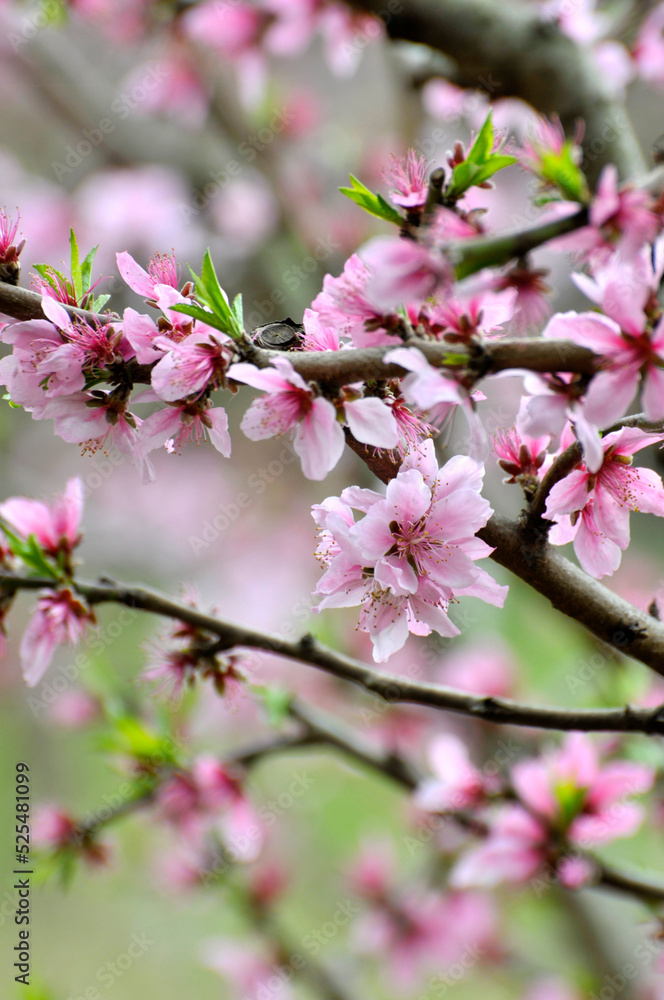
[445,113,517,201]
[98,710,180,771]
[33,230,110,311]
[538,142,591,204]
[0,528,60,579]
[254,684,292,727]
[172,249,245,340]
[339,174,404,226]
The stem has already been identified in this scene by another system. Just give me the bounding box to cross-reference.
[5,571,664,731]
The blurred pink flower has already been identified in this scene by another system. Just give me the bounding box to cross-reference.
[414,734,487,813]
[361,235,452,310]
[383,150,429,210]
[46,689,102,728]
[634,4,664,86]
[159,756,264,862]
[20,588,95,687]
[0,476,83,561]
[201,940,296,1000]
[453,734,654,889]
[436,641,515,697]
[311,253,399,348]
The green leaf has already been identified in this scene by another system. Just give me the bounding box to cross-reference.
[89,292,111,312]
[183,249,244,340]
[32,263,69,296]
[0,528,60,578]
[466,111,495,166]
[255,684,292,727]
[70,228,83,301]
[231,293,244,331]
[445,113,516,200]
[100,712,180,768]
[80,243,100,296]
[339,174,404,226]
[171,302,238,337]
[540,142,590,204]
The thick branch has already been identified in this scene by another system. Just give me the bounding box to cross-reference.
[0,280,601,388]
[4,572,664,732]
[479,514,664,673]
[348,0,646,183]
[0,281,118,325]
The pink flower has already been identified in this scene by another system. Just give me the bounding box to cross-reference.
[414,734,487,813]
[383,150,429,210]
[385,346,465,411]
[451,803,548,888]
[43,392,154,483]
[361,236,452,310]
[493,426,549,485]
[158,757,264,862]
[201,940,295,1000]
[517,367,606,473]
[550,166,658,261]
[32,806,78,850]
[182,2,263,58]
[545,426,664,577]
[301,307,343,350]
[138,398,231,458]
[634,3,664,85]
[511,733,655,847]
[0,477,83,561]
[116,249,180,299]
[46,689,101,728]
[313,439,507,660]
[436,641,515,698]
[151,329,234,402]
[311,253,399,348]
[20,588,95,687]
[452,734,654,890]
[492,262,552,333]
[229,356,345,479]
[0,206,25,275]
[1,316,85,403]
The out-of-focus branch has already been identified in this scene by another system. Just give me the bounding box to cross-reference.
[346,0,647,183]
[5,570,664,723]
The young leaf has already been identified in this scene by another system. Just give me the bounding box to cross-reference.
[540,143,590,204]
[0,527,60,578]
[171,302,236,337]
[339,174,404,226]
[69,228,83,302]
[445,113,516,200]
[254,684,292,727]
[80,243,100,296]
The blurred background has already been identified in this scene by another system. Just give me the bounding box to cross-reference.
[2,1,664,998]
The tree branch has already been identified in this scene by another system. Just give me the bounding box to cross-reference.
[347,0,646,183]
[5,571,664,731]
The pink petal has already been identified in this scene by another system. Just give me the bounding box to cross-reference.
[294,397,345,479]
[344,397,399,448]
[511,759,557,819]
[642,365,664,420]
[208,408,232,456]
[116,250,155,297]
